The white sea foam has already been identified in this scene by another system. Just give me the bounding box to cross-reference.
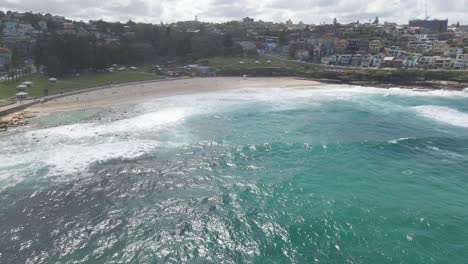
[388,137,414,144]
[27,107,193,139]
[0,139,160,189]
[1,140,158,173]
[2,84,468,189]
[412,105,468,128]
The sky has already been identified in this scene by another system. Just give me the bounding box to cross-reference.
[0,0,466,25]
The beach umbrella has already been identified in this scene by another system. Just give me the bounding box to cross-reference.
[22,81,33,87]
[16,85,28,91]
[16,92,28,98]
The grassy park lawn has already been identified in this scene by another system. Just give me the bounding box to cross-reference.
[202,54,305,71]
[0,71,159,100]
[0,100,13,107]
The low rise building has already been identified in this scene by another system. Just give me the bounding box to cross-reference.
[444,47,463,58]
[339,54,352,65]
[351,54,362,66]
[453,54,468,69]
[432,42,450,55]
[360,54,374,67]
[369,40,383,54]
[418,56,437,68]
[0,47,12,70]
[434,57,454,69]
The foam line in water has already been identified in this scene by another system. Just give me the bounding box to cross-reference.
[27,107,193,139]
[412,105,468,128]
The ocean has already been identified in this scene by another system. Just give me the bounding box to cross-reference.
[1,85,468,263]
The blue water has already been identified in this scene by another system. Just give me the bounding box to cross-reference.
[1,85,468,263]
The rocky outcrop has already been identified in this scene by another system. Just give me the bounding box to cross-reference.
[0,111,38,131]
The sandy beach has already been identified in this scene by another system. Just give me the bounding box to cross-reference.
[28,77,322,114]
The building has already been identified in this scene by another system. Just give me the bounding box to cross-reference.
[351,54,362,66]
[265,37,280,51]
[434,57,454,69]
[242,17,254,23]
[382,57,396,68]
[38,20,48,31]
[336,39,349,53]
[186,65,216,77]
[388,46,402,57]
[371,54,385,67]
[432,42,450,55]
[369,40,383,54]
[418,56,436,68]
[403,54,422,68]
[445,47,463,58]
[0,48,12,70]
[239,41,257,52]
[454,54,468,69]
[360,54,374,67]
[409,19,448,32]
[339,54,352,65]
[408,41,433,53]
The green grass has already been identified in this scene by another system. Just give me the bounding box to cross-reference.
[0,100,13,107]
[0,71,159,100]
[201,55,305,71]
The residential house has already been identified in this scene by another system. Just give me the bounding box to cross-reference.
[417,56,436,68]
[330,55,341,65]
[444,47,463,58]
[239,41,257,52]
[408,41,433,54]
[339,54,352,65]
[306,36,337,59]
[388,46,402,57]
[321,57,332,64]
[38,20,48,31]
[186,64,216,77]
[3,21,19,37]
[347,39,360,51]
[369,40,383,54]
[265,37,280,51]
[296,50,311,60]
[351,54,362,66]
[371,54,385,67]
[432,42,450,55]
[403,54,422,68]
[336,39,349,53]
[360,54,374,67]
[454,54,468,69]
[0,47,12,70]
[382,57,396,68]
[434,57,454,69]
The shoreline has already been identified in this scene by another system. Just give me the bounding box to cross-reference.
[25,77,323,115]
[1,76,467,123]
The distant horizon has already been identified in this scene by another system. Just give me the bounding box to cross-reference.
[0,9,460,27]
[0,0,465,26]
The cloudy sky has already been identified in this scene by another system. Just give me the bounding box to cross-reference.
[0,0,466,25]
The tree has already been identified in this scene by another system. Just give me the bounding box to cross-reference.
[374,16,379,25]
[222,33,234,47]
[46,55,61,77]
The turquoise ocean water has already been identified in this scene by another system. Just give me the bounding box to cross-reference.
[1,85,468,263]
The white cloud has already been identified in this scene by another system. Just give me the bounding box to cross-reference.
[0,0,466,24]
